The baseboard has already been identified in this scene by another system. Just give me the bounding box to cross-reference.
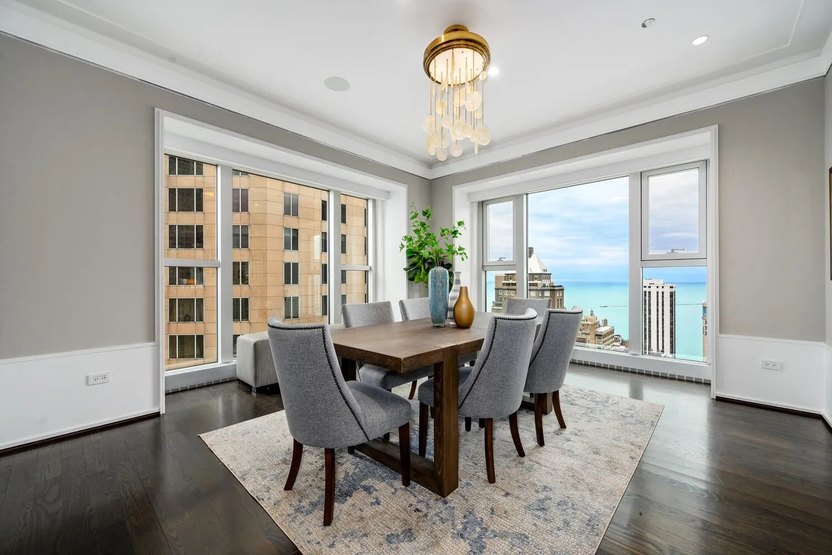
[715,394,822,419]
[165,362,236,392]
[0,410,159,454]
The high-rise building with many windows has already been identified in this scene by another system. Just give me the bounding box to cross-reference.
[643,279,676,357]
[163,155,368,370]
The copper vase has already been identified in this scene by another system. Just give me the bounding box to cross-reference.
[453,286,475,329]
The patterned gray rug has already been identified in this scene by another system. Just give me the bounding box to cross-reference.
[200,384,662,554]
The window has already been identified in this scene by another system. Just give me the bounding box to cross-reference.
[233,298,249,322]
[321,199,328,221]
[341,294,347,306]
[341,203,347,224]
[480,159,710,375]
[484,200,514,262]
[169,225,204,249]
[284,262,299,285]
[233,225,249,249]
[168,266,204,286]
[341,234,347,254]
[168,335,205,359]
[528,178,629,352]
[322,263,328,284]
[341,269,347,284]
[322,295,328,316]
[341,270,368,306]
[233,261,249,285]
[284,192,299,216]
[168,298,204,322]
[284,296,300,319]
[321,232,328,252]
[168,156,204,176]
[642,162,706,260]
[284,228,299,250]
[168,188,203,212]
[232,188,249,212]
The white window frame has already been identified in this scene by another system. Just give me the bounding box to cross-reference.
[157,110,401,410]
[468,127,718,386]
[641,161,707,261]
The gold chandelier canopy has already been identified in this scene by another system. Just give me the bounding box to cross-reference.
[422,25,492,161]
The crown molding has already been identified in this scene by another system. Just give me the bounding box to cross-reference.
[1,0,831,181]
[0,0,433,178]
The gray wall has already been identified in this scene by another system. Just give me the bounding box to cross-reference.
[825,69,832,421]
[0,34,429,359]
[431,80,826,343]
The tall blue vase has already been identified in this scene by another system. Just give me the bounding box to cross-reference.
[428,266,449,328]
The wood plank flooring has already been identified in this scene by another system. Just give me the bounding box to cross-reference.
[1,365,830,554]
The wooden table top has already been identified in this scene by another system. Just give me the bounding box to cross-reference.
[329,313,493,372]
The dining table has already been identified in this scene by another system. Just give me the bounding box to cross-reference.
[328,312,493,497]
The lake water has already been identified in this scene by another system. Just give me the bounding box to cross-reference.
[485,279,707,361]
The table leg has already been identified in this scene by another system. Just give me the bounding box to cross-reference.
[433,347,459,497]
[341,357,357,382]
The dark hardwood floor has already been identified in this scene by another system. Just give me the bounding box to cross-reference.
[1,365,830,554]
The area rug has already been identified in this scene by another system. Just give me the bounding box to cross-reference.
[200,385,662,554]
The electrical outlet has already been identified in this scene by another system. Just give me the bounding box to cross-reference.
[760,359,783,371]
[86,372,110,386]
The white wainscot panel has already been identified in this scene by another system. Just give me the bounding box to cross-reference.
[716,334,825,414]
[0,343,159,450]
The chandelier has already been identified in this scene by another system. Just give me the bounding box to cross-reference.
[422,25,491,161]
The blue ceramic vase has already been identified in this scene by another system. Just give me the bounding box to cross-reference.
[428,266,449,328]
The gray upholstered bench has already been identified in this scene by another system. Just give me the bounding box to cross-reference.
[236,332,278,393]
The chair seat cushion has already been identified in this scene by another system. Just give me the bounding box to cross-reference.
[347,381,412,441]
[417,367,473,407]
[358,364,433,390]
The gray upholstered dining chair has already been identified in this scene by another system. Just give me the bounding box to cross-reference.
[505,297,552,326]
[399,297,431,321]
[524,307,583,446]
[417,309,538,483]
[343,301,433,400]
[266,318,412,526]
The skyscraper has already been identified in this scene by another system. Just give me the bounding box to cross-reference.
[492,247,564,312]
[643,279,676,357]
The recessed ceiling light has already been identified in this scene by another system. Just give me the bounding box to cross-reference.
[692,35,709,46]
[488,66,499,77]
[324,76,350,92]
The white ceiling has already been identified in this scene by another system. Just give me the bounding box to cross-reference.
[3,0,832,178]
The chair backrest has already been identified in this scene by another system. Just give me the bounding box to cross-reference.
[342,301,395,329]
[524,308,583,394]
[505,297,552,325]
[399,298,431,321]
[457,309,538,419]
[266,319,369,448]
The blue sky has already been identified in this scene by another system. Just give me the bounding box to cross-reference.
[512,175,706,283]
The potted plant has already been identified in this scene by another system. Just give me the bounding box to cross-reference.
[399,206,467,327]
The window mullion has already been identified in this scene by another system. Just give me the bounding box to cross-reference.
[629,173,643,356]
[218,164,233,362]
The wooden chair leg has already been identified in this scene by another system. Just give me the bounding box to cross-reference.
[408,381,417,400]
[509,412,525,457]
[399,423,411,486]
[484,418,495,483]
[383,433,390,442]
[347,446,354,454]
[284,439,303,490]
[552,390,567,429]
[465,417,472,431]
[429,406,435,419]
[418,403,428,457]
[534,394,545,446]
[479,418,485,429]
[323,448,335,526]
